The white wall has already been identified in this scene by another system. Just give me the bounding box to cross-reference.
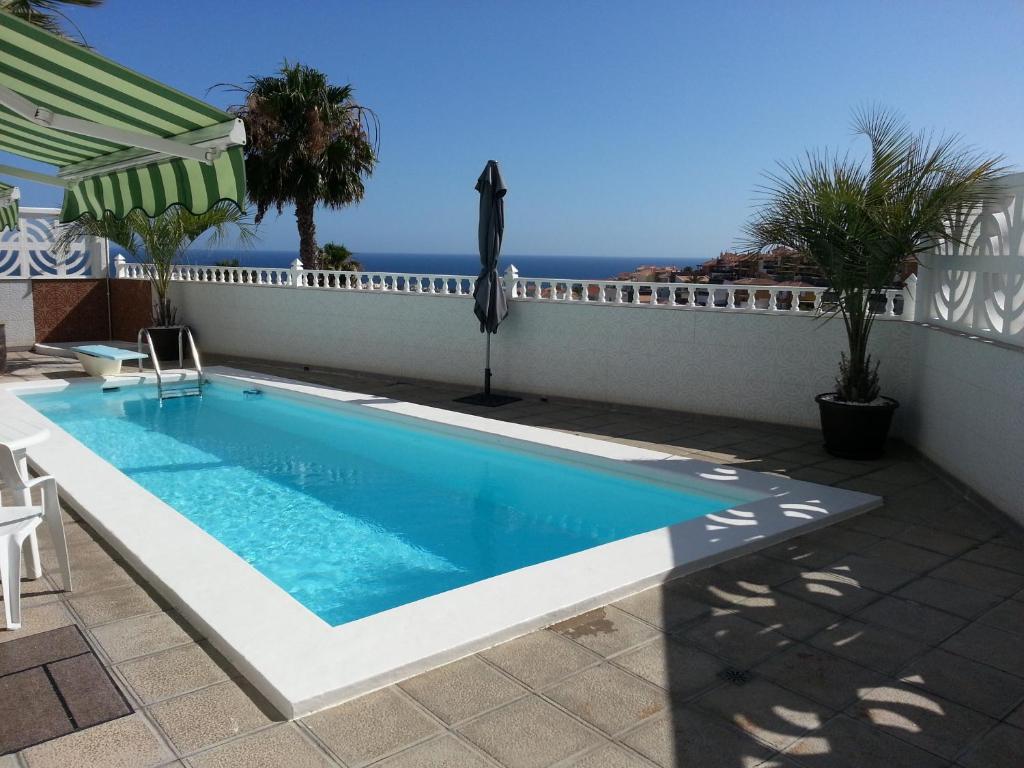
[169,281,910,430]
[904,324,1023,519]
[0,279,35,348]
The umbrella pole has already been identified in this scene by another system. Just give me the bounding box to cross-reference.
[484,332,492,396]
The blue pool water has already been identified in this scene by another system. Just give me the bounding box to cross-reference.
[23,383,737,626]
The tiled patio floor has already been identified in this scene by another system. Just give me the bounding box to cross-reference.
[1,349,1022,767]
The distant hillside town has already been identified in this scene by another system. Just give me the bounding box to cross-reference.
[615,247,826,286]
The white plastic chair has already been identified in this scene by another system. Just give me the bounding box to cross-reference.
[0,506,44,629]
[0,444,72,595]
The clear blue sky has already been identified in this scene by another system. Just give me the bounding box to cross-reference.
[8,0,1024,259]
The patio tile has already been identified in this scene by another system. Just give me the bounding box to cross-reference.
[68,584,162,627]
[89,612,198,663]
[480,629,598,689]
[975,599,1024,636]
[895,525,978,557]
[956,722,1024,768]
[551,606,660,657]
[713,554,808,588]
[545,663,668,735]
[823,555,918,594]
[612,585,713,630]
[48,652,132,728]
[898,647,1024,719]
[1008,700,1024,728]
[117,642,233,705]
[0,667,74,754]
[941,623,1024,677]
[847,682,995,760]
[852,596,966,645]
[861,540,950,573]
[963,542,1024,575]
[778,569,884,615]
[612,639,722,701]
[801,526,882,555]
[0,574,62,611]
[760,540,846,570]
[0,602,74,641]
[399,655,525,725]
[756,642,887,711]
[808,620,928,676]
[188,723,338,768]
[894,576,1001,619]
[302,686,442,767]
[620,706,775,768]
[563,742,652,767]
[147,679,277,754]
[19,713,173,768]
[732,591,842,641]
[838,512,907,539]
[695,677,832,751]
[677,613,792,667]
[457,695,600,768]
[62,557,138,595]
[783,713,946,768]
[929,558,1024,596]
[370,734,492,767]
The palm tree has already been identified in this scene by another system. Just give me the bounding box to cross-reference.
[319,242,362,271]
[1,0,102,41]
[229,63,379,269]
[745,107,1003,402]
[57,202,254,326]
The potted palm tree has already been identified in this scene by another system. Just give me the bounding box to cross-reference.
[58,202,253,361]
[745,109,1002,458]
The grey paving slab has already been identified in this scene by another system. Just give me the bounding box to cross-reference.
[369,735,494,768]
[755,642,888,711]
[398,655,526,725]
[852,595,967,645]
[897,647,1024,719]
[479,630,598,690]
[808,620,929,676]
[941,622,1024,677]
[612,586,713,631]
[562,742,653,768]
[930,559,1024,597]
[187,724,339,768]
[19,713,173,768]
[551,606,660,657]
[611,639,722,702]
[955,722,1024,768]
[783,713,947,768]
[545,663,668,736]
[676,613,792,668]
[975,599,1024,636]
[894,575,1002,619]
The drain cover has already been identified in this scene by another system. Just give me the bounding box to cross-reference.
[717,667,753,686]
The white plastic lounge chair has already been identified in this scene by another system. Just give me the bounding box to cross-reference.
[0,443,72,595]
[0,505,44,629]
[73,344,148,377]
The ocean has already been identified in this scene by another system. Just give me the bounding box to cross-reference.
[161,250,704,280]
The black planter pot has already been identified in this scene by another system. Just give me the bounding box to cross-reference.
[815,393,899,460]
[146,326,183,363]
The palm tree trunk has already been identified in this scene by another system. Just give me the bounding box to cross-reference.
[295,198,319,269]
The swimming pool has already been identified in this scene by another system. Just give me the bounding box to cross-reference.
[4,368,879,716]
[23,380,743,626]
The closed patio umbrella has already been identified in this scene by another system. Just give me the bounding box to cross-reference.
[456,160,520,407]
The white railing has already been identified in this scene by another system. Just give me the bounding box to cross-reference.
[0,207,108,278]
[913,173,1024,346]
[115,256,906,317]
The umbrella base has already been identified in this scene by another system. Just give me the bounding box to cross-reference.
[453,392,522,407]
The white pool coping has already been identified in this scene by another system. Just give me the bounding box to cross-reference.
[1,367,881,718]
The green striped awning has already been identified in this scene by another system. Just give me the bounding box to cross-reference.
[0,182,18,232]
[0,10,246,222]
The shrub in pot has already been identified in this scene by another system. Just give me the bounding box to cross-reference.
[746,108,1002,459]
[57,202,253,362]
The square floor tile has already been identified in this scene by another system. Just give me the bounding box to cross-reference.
[613,585,712,630]
[808,620,928,676]
[147,679,277,754]
[847,682,995,760]
[956,722,1024,768]
[0,602,74,643]
[620,706,775,768]
[783,714,946,768]
[677,613,792,667]
[612,639,722,702]
[930,559,1024,597]
[962,542,1024,576]
[48,653,131,729]
[894,576,1001,619]
[895,525,977,557]
[551,606,659,657]
[19,713,173,768]
[563,742,652,767]
[733,591,842,640]
[898,647,1024,721]
[458,695,600,768]
[696,677,832,751]
[975,599,1024,636]
[852,595,966,645]
[0,625,88,676]
[399,655,525,725]
[941,622,1024,677]
[302,686,442,766]
[89,612,197,663]
[480,629,597,689]
[370,735,492,768]
[68,584,162,627]
[188,723,337,768]
[117,642,232,705]
[756,642,887,711]
[778,570,884,615]
[824,555,918,594]
[862,540,950,573]
[545,664,667,735]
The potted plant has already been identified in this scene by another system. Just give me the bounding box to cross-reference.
[58,202,253,361]
[745,108,1002,458]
